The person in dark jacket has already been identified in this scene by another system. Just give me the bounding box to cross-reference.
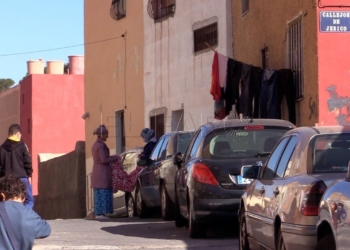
[91,124,119,219]
[0,175,50,250]
[138,128,158,165]
[0,124,33,209]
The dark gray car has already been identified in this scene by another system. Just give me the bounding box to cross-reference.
[113,147,143,217]
[135,131,194,219]
[175,119,295,238]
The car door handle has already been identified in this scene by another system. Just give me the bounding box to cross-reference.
[273,189,279,195]
[259,187,265,194]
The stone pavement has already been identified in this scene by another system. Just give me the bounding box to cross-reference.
[33,217,239,250]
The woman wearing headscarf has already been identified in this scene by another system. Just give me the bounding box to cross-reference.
[91,124,118,219]
[138,128,158,165]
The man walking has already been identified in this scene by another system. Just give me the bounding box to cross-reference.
[0,124,33,209]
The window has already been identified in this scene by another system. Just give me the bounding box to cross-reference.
[242,0,249,15]
[202,127,291,159]
[261,47,269,69]
[189,131,203,159]
[148,0,175,21]
[150,114,165,139]
[289,18,304,99]
[150,139,164,161]
[194,22,218,53]
[176,132,194,154]
[275,136,298,178]
[110,0,126,21]
[159,136,169,160]
[262,137,290,179]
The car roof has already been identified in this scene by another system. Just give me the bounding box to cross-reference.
[201,118,295,130]
[285,125,350,136]
[160,130,195,137]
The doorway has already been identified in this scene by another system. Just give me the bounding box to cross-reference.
[171,110,184,131]
[115,110,126,154]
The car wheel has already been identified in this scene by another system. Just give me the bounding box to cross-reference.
[189,203,206,238]
[239,208,250,250]
[160,184,174,220]
[135,184,150,218]
[174,194,187,228]
[126,194,135,218]
[277,230,286,250]
[315,234,336,250]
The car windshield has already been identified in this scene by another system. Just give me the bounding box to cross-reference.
[176,132,193,153]
[202,126,290,159]
[313,134,350,173]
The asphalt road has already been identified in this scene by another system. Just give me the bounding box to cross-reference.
[33,217,239,250]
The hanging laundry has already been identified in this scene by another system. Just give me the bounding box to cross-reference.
[259,69,278,119]
[225,59,242,115]
[214,87,226,120]
[276,69,296,124]
[210,52,221,102]
[250,66,263,118]
[218,53,228,89]
[239,63,252,117]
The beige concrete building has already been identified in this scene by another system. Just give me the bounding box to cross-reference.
[232,0,318,126]
[84,0,145,178]
[0,86,20,138]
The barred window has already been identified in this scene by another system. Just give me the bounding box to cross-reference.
[194,22,218,53]
[110,0,126,21]
[288,19,304,99]
[148,0,176,21]
[242,0,249,15]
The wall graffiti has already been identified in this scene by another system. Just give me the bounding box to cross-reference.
[326,85,350,125]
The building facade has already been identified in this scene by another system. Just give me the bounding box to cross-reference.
[232,0,350,126]
[84,0,145,180]
[143,0,233,135]
[0,85,20,138]
[20,58,85,195]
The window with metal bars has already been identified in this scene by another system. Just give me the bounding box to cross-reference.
[242,0,249,15]
[261,47,269,69]
[288,19,304,100]
[147,0,176,21]
[110,0,126,21]
[193,22,218,53]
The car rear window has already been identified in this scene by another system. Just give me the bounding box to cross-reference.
[202,126,290,159]
[313,135,350,173]
[176,132,194,153]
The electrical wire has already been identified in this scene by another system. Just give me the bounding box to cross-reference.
[0,36,123,57]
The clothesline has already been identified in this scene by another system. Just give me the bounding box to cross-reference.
[204,43,296,73]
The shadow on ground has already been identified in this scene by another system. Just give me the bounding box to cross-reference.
[99,217,239,240]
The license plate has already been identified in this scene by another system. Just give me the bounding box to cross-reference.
[237,175,252,184]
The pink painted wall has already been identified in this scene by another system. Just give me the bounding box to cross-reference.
[317,0,350,125]
[20,74,85,195]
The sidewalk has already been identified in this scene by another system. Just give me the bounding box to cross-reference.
[33,217,238,250]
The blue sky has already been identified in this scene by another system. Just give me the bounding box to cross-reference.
[0,1,84,85]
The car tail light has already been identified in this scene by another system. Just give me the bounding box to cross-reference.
[192,163,218,186]
[244,126,264,130]
[301,181,327,216]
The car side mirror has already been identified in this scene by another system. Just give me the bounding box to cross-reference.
[173,152,183,169]
[241,165,261,179]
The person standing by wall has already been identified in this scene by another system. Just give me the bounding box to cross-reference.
[0,124,33,209]
[91,124,119,219]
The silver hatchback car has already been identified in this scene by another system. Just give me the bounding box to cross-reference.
[239,126,350,250]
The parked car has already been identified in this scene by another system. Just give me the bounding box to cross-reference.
[112,147,143,217]
[174,119,295,238]
[239,126,350,250]
[316,164,350,250]
[135,131,194,219]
